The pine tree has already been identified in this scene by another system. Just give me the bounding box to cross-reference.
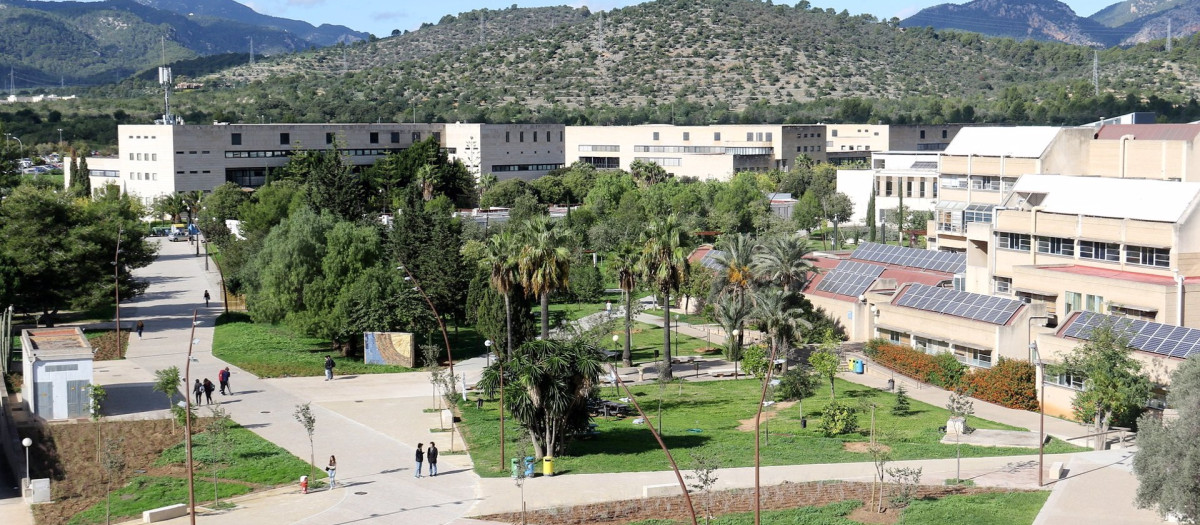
[77,156,91,198]
[866,189,876,242]
[892,383,911,416]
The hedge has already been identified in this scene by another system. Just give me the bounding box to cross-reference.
[864,339,1039,412]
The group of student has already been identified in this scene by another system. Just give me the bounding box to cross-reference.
[192,367,233,405]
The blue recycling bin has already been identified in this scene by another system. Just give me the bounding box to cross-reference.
[524,456,535,477]
[853,359,864,374]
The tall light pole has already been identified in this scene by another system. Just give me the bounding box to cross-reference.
[1031,341,1046,487]
[485,339,492,368]
[56,128,63,150]
[113,230,123,350]
[183,312,201,525]
[732,329,741,379]
[21,437,32,495]
[398,263,454,378]
[5,134,23,158]
[674,314,680,358]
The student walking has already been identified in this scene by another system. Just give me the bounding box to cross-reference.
[203,290,211,308]
[324,355,335,381]
[414,443,424,478]
[192,379,203,405]
[136,320,144,338]
[202,378,215,405]
[427,442,439,477]
[218,367,231,395]
[326,455,337,489]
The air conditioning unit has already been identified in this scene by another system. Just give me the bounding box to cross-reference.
[952,274,965,291]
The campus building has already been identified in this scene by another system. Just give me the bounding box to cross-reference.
[70,122,566,206]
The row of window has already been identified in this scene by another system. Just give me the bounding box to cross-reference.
[490,163,563,172]
[129,153,158,161]
[224,148,403,159]
[796,145,824,153]
[231,131,443,147]
[634,157,682,167]
[174,150,211,155]
[996,232,1170,267]
[579,156,619,169]
[881,177,938,199]
[88,169,119,178]
[578,145,619,152]
[635,145,725,154]
[506,130,562,143]
[129,172,157,181]
[939,176,1017,191]
[918,130,950,140]
[880,330,993,369]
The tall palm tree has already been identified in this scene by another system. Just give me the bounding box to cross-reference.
[484,230,520,359]
[518,216,572,340]
[714,293,752,371]
[638,215,690,380]
[709,233,758,301]
[752,234,816,294]
[753,288,811,374]
[610,243,640,367]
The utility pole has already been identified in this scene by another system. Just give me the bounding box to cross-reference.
[1092,50,1099,97]
[1167,19,1173,52]
[249,37,255,66]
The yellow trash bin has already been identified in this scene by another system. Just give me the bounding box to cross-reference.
[543,456,554,476]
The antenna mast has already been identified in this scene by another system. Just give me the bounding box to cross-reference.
[1092,50,1099,97]
[250,37,255,66]
[1167,19,1173,52]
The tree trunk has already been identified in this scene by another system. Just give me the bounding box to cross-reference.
[779,335,789,373]
[540,292,550,340]
[623,288,633,367]
[503,293,512,361]
[662,289,673,380]
[531,430,545,460]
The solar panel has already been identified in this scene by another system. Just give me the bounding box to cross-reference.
[851,242,966,274]
[1062,311,1200,360]
[815,260,886,297]
[893,284,1023,325]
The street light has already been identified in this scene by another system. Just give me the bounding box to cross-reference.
[21,437,31,495]
[674,314,680,358]
[484,339,493,368]
[183,313,201,525]
[56,128,63,147]
[732,329,741,379]
[5,133,23,159]
[1031,341,1046,487]
[612,334,619,360]
[113,229,123,350]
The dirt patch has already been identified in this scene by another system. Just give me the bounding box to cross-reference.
[88,330,129,361]
[847,505,900,524]
[844,442,892,454]
[736,401,796,431]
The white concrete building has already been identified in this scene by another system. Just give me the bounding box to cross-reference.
[21,327,94,421]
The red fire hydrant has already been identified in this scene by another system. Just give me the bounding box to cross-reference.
[300,475,309,494]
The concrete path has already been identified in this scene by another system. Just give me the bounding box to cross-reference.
[1034,448,1164,525]
[108,238,482,525]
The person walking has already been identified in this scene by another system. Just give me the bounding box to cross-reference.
[203,290,211,308]
[324,355,335,381]
[136,320,144,338]
[325,455,337,489]
[414,443,424,478]
[202,378,215,405]
[192,379,203,406]
[427,442,439,477]
[218,367,231,395]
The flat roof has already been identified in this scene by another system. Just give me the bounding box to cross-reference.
[1038,265,1200,286]
[22,327,93,360]
[1094,124,1200,141]
[1009,174,1200,223]
[943,126,1061,158]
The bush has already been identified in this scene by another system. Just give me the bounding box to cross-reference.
[869,342,965,390]
[892,384,911,416]
[863,338,889,358]
[819,400,859,437]
[965,358,1039,411]
[929,352,966,388]
[776,368,818,402]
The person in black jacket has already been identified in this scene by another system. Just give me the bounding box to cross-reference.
[202,378,215,405]
[427,442,439,476]
[324,355,335,381]
[193,379,203,405]
[414,443,424,478]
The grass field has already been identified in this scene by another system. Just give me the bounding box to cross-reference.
[212,313,414,377]
[624,491,1049,524]
[459,377,1082,478]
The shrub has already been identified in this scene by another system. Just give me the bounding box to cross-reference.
[776,368,818,402]
[863,338,889,358]
[929,352,966,389]
[868,342,966,390]
[741,344,769,379]
[892,384,911,416]
[819,400,859,437]
[965,358,1039,411]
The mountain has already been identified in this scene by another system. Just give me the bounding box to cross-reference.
[1102,2,1200,44]
[1090,0,1188,27]
[0,0,359,86]
[135,0,367,46]
[900,0,1111,46]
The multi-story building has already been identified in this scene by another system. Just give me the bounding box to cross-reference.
[72,122,566,205]
[836,151,941,226]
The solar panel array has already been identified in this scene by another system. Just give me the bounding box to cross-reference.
[894,284,1023,325]
[815,260,885,297]
[851,243,966,274]
[1063,311,1200,359]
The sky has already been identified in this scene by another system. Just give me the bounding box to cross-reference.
[54,0,1124,37]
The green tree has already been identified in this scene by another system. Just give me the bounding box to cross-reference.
[821,192,854,250]
[517,215,572,339]
[611,242,640,366]
[892,384,911,416]
[630,159,672,187]
[1133,357,1200,522]
[711,173,769,234]
[569,256,603,303]
[714,293,752,365]
[709,233,758,302]
[484,230,520,358]
[197,182,248,246]
[204,406,235,506]
[291,149,365,221]
[476,338,603,459]
[293,403,317,485]
[866,190,876,242]
[754,288,810,373]
[1063,322,1152,449]
[152,366,181,428]
[809,348,840,399]
[751,233,814,294]
[793,189,823,235]
[638,214,690,380]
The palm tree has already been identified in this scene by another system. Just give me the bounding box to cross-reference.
[477,338,603,460]
[753,288,811,374]
[610,243,640,367]
[517,216,572,339]
[752,234,816,294]
[714,293,752,373]
[484,230,520,359]
[638,215,690,380]
[709,233,758,301]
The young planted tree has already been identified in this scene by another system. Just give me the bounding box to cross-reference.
[686,452,721,525]
[152,366,181,428]
[1063,322,1152,450]
[893,384,911,416]
[809,347,840,399]
[293,403,317,485]
[204,406,235,507]
[101,436,125,525]
[89,384,107,462]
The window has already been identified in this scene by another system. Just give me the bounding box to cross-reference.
[765,132,773,141]
[1126,245,1169,268]
[579,157,619,169]
[533,131,538,142]
[1085,294,1105,312]
[747,132,754,141]
[520,131,525,142]
[714,132,721,141]
[1079,241,1120,262]
[276,133,289,145]
[940,176,967,189]
[1065,291,1082,315]
[136,153,142,161]
[942,130,948,139]
[994,277,1012,294]
[1036,236,1074,257]
[905,179,913,197]
[920,130,926,139]
[884,178,893,197]
[151,153,157,161]
[413,132,422,142]
[963,204,993,224]
[579,145,620,152]
[505,131,510,143]
[391,132,400,143]
[1050,373,1086,390]
[634,157,682,167]
[1110,305,1157,321]
[919,180,926,198]
[997,232,1031,251]
[326,132,334,144]
[682,132,690,141]
[914,336,950,355]
[831,129,838,137]
[954,347,992,368]
[971,176,1000,191]
[756,132,764,141]
[231,133,241,146]
[45,364,79,372]
[878,328,901,344]
[369,132,379,144]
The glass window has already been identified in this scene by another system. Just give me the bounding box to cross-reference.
[369,132,379,144]
[994,277,1012,294]
[1126,245,1170,268]
[391,132,400,143]
[997,232,1030,251]
[1085,294,1105,312]
[1065,291,1082,315]
[326,132,334,144]
[505,131,510,143]
[1036,236,1074,257]
[1079,241,1120,262]
[279,133,289,145]
[714,132,721,141]
[231,133,241,146]
[683,132,690,141]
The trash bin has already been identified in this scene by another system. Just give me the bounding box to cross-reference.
[860,361,867,374]
[543,456,554,477]
[524,456,535,477]
[846,356,856,370]
[510,457,520,479]
[853,360,864,374]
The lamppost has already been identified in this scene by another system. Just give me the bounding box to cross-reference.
[56,128,63,147]
[4,133,22,157]
[21,437,31,495]
[183,312,201,525]
[398,262,454,378]
[484,339,492,368]
[732,329,741,379]
[113,229,123,348]
[612,334,619,360]
[673,314,680,358]
[1031,341,1046,487]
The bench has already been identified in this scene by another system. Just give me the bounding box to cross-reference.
[1048,461,1065,481]
[143,503,188,523]
[709,369,738,378]
[643,483,681,497]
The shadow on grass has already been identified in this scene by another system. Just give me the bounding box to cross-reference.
[566,427,711,457]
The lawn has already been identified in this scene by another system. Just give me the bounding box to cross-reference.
[212,313,414,377]
[624,491,1049,524]
[614,322,723,363]
[644,308,713,326]
[546,293,623,323]
[459,377,1082,477]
